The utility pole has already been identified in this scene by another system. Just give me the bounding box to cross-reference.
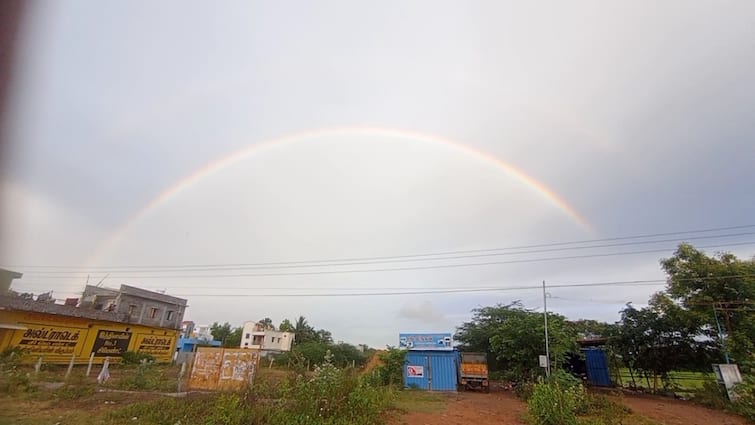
[712,304,730,364]
[543,280,551,378]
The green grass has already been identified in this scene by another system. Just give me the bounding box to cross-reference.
[613,368,713,390]
[392,389,448,414]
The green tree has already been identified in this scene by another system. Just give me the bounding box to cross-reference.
[210,322,243,347]
[294,316,317,345]
[259,317,274,330]
[456,302,577,380]
[279,319,294,332]
[315,329,333,344]
[660,243,755,369]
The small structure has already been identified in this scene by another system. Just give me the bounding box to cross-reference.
[401,332,458,391]
[577,338,612,387]
[240,321,294,353]
[187,347,260,391]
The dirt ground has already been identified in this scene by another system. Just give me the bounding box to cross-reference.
[615,393,750,425]
[390,388,752,425]
[390,390,527,425]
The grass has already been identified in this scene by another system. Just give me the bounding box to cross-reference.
[392,389,448,414]
[613,368,713,390]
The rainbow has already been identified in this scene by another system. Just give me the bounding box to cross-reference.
[87,126,592,264]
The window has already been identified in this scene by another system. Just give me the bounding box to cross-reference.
[128,305,137,316]
[245,333,250,339]
[149,307,158,319]
[166,311,174,321]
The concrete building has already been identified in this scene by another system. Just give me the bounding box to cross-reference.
[80,284,187,329]
[240,321,294,352]
[180,321,195,338]
[0,268,22,293]
[192,324,214,341]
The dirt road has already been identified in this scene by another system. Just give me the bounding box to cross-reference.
[616,394,750,425]
[391,389,751,425]
[390,390,527,425]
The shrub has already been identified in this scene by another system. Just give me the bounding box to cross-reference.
[372,348,405,387]
[527,379,580,425]
[120,351,155,365]
[0,347,31,393]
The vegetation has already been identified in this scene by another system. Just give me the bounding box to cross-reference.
[0,347,31,393]
[120,350,155,365]
[455,302,578,381]
[210,321,244,347]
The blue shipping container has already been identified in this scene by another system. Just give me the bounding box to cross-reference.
[584,348,612,387]
[404,350,458,391]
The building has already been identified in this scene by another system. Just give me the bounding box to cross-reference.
[80,284,187,329]
[0,268,23,293]
[401,332,458,391]
[0,283,187,364]
[192,324,214,341]
[240,321,294,352]
[180,321,195,338]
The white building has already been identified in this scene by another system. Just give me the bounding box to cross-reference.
[193,324,213,341]
[240,321,294,352]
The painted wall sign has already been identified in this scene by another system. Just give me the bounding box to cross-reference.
[407,365,424,378]
[135,334,175,356]
[11,324,86,356]
[188,347,260,391]
[91,330,132,357]
[399,333,453,350]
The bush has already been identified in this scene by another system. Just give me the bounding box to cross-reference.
[120,351,155,365]
[0,347,31,393]
[371,348,405,387]
[527,379,580,425]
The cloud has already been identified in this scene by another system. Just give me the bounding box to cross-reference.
[398,301,446,324]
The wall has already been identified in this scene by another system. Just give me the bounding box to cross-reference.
[0,309,179,364]
[404,350,458,391]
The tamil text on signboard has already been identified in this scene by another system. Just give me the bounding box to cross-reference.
[91,330,132,357]
[399,333,453,350]
[11,324,86,356]
[134,334,174,356]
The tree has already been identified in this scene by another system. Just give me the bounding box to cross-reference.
[660,244,755,369]
[315,329,333,344]
[610,295,713,390]
[259,317,275,330]
[279,319,294,332]
[456,302,578,380]
[210,322,243,348]
[293,316,317,345]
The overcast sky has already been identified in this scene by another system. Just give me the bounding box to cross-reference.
[2,1,755,347]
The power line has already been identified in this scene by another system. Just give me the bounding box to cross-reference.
[16,240,755,279]
[166,280,670,297]
[8,223,755,272]
[17,273,755,291]
[16,230,755,275]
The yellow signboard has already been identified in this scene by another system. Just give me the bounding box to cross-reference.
[10,323,88,358]
[134,334,175,356]
[188,348,260,391]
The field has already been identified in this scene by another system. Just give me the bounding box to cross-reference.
[613,368,714,391]
[1,361,750,425]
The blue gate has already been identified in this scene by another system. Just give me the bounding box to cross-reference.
[404,350,458,391]
[584,348,611,387]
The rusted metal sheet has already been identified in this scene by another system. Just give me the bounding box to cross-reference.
[188,347,260,391]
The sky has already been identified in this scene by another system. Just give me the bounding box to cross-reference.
[2,1,755,347]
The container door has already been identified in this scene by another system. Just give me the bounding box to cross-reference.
[584,348,611,387]
[404,352,430,390]
[428,353,458,391]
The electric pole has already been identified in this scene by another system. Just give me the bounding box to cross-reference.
[543,280,551,377]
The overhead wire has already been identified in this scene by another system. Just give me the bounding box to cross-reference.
[7,223,755,272]
[14,230,755,275]
[15,240,755,279]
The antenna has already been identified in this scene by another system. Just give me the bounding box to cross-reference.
[96,273,110,287]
